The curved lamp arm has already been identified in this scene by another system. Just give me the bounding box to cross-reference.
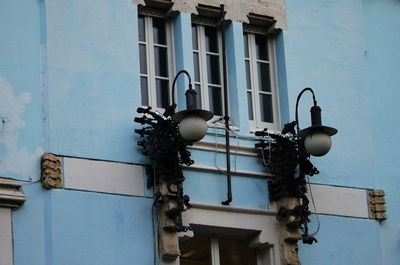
[171,70,193,108]
[295,87,317,133]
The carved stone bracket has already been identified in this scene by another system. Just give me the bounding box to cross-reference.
[368,190,387,221]
[157,182,181,261]
[41,153,62,189]
[276,198,301,265]
[0,178,26,208]
[132,0,287,29]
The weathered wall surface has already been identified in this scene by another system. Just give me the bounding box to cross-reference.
[285,0,400,264]
[134,0,287,28]
[0,0,43,181]
[0,0,399,264]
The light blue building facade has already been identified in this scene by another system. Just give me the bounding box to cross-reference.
[0,0,399,264]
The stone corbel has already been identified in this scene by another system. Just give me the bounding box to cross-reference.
[41,153,62,189]
[0,178,26,209]
[368,189,387,221]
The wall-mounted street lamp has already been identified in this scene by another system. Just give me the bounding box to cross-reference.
[134,70,212,239]
[256,87,338,246]
[295,87,337,156]
[171,70,213,142]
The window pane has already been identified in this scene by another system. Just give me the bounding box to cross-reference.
[138,16,145,42]
[247,92,254,120]
[192,25,198,50]
[209,86,223,116]
[219,238,257,265]
[257,62,271,92]
[140,77,148,105]
[205,26,219,53]
[245,60,251,90]
[179,237,211,265]
[156,79,170,108]
[139,44,147,74]
[260,93,274,123]
[152,17,166,45]
[195,84,202,108]
[243,33,249,58]
[207,55,220,85]
[255,34,269,61]
[193,52,200,82]
[154,47,168,77]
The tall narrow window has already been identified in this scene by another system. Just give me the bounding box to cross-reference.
[244,32,280,131]
[192,23,224,116]
[138,15,174,109]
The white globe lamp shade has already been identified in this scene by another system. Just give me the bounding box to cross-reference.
[178,114,208,142]
[304,131,332,157]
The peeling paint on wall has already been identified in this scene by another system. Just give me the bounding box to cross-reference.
[0,77,43,179]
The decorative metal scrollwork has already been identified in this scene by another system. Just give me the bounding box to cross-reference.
[135,105,193,232]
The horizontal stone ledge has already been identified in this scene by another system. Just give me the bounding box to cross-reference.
[190,202,277,216]
[63,157,144,197]
[190,141,260,157]
[305,184,369,219]
[0,178,26,208]
[183,163,274,178]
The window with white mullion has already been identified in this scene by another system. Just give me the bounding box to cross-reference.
[244,31,280,131]
[192,23,224,117]
[138,14,174,109]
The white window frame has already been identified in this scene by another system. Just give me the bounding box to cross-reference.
[174,205,280,265]
[192,23,225,119]
[139,15,175,111]
[244,32,280,132]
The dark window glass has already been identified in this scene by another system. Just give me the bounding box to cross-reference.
[154,47,168,77]
[255,34,269,61]
[243,33,249,58]
[260,93,274,123]
[257,63,271,92]
[139,44,147,74]
[209,86,223,116]
[138,16,145,42]
[207,55,220,85]
[219,238,257,265]
[140,77,148,105]
[195,84,202,108]
[247,92,254,120]
[205,26,218,53]
[245,60,251,90]
[153,17,166,45]
[192,25,198,50]
[156,79,169,108]
[193,53,200,82]
[179,237,211,265]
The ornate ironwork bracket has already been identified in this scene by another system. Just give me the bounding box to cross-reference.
[255,122,319,245]
[134,106,194,260]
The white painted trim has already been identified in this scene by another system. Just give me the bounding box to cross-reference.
[0,208,13,265]
[306,184,369,218]
[190,202,276,216]
[63,158,145,197]
[190,140,259,157]
[181,205,281,265]
[139,15,175,109]
[0,178,26,208]
[183,163,274,178]
[245,32,280,132]
[192,23,224,116]
[210,237,220,265]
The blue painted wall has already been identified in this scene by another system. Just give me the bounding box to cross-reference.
[13,184,154,265]
[1,0,399,264]
[285,0,400,264]
[0,0,43,181]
